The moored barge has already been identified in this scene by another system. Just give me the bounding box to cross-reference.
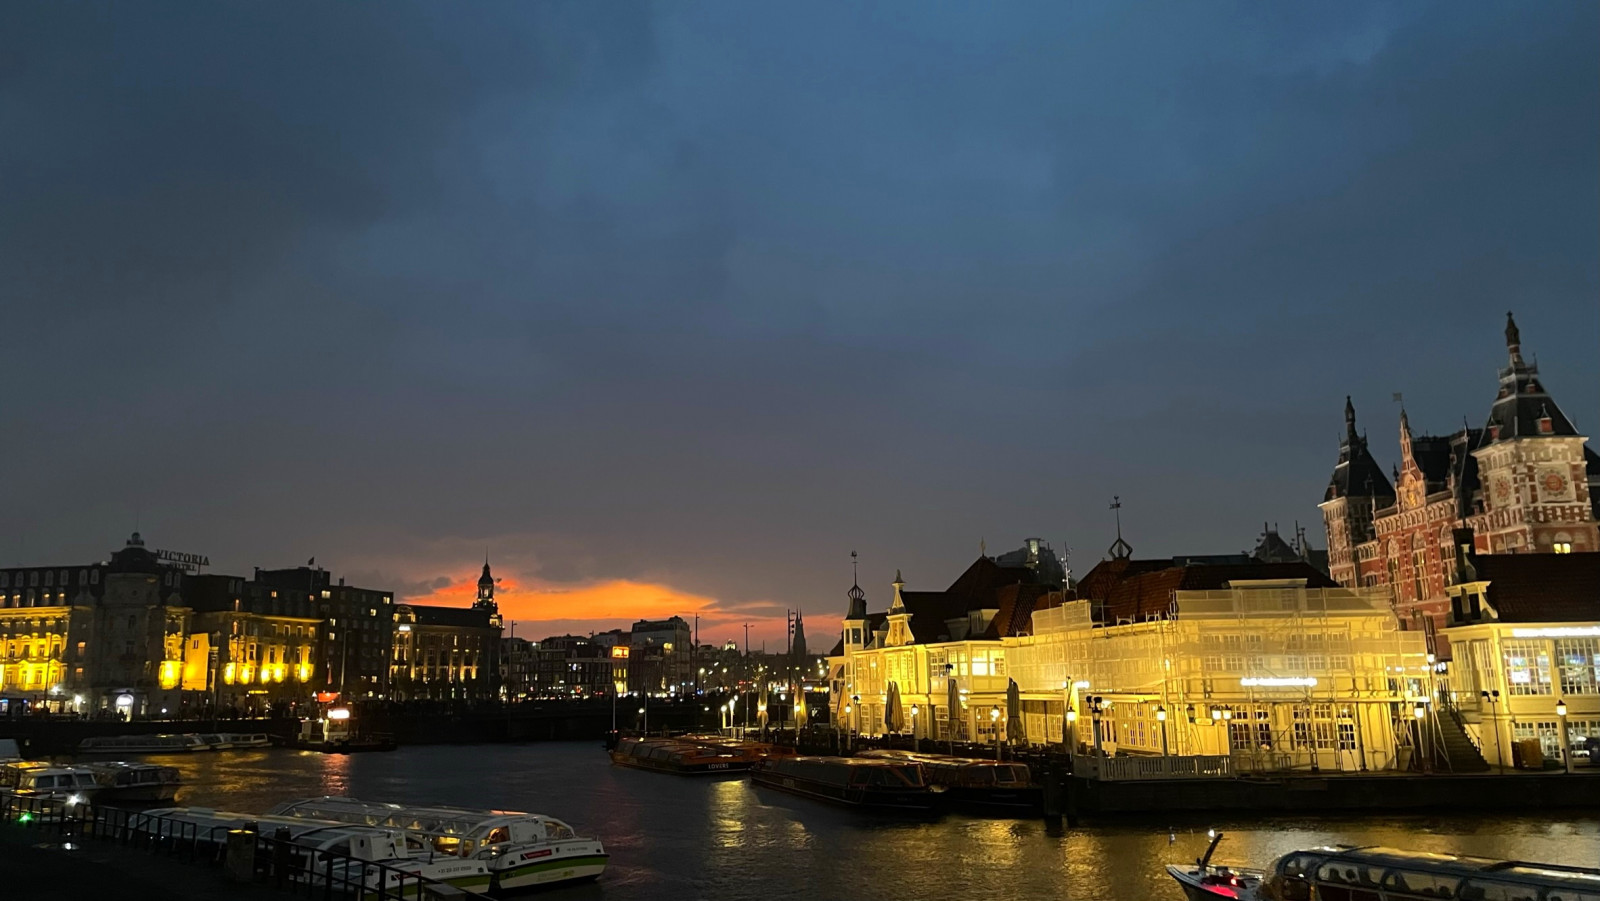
[749,756,937,813]
[608,737,761,775]
[858,749,1041,815]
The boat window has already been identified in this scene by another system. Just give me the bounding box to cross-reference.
[34,776,56,788]
[1545,893,1600,901]
[1276,875,1312,901]
[1383,870,1461,899]
[1458,881,1540,901]
[485,827,509,845]
[544,822,574,840]
[1003,765,1031,784]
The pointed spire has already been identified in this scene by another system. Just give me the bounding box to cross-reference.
[889,570,906,613]
[1505,310,1524,366]
[1344,396,1357,440]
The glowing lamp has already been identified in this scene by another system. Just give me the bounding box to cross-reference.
[326,708,351,720]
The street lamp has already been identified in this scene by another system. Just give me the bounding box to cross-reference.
[1089,696,1106,755]
[1556,699,1572,774]
[1156,705,1169,757]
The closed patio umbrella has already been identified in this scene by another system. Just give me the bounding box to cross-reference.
[1006,678,1026,749]
[794,694,809,731]
[947,676,963,747]
[885,682,905,735]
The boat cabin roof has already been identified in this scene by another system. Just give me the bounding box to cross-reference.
[143,808,416,855]
[269,797,568,840]
[1278,846,1600,893]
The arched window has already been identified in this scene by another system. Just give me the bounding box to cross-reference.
[1411,533,1428,602]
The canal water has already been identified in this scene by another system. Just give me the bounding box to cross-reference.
[126,742,1600,901]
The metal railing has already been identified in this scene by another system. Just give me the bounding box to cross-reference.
[0,793,457,899]
[1071,754,1234,781]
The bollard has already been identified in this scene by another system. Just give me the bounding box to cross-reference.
[224,830,257,883]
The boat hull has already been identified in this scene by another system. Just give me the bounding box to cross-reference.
[937,785,1043,816]
[495,852,610,890]
[608,751,752,775]
[749,770,937,813]
[1166,864,1264,901]
[100,784,180,803]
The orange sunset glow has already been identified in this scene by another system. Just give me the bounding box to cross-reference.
[405,573,792,645]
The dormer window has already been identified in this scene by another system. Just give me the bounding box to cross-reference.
[1488,424,1500,440]
[1537,416,1553,435]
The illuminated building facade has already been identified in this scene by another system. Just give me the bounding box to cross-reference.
[829,556,1063,743]
[186,574,321,711]
[1322,314,1600,653]
[1443,550,1600,768]
[391,603,501,700]
[1005,561,1431,772]
[253,566,395,699]
[628,616,693,695]
[531,634,617,698]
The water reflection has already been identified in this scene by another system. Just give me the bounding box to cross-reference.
[97,742,1600,900]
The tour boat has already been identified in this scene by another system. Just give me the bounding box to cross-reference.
[4,766,103,807]
[88,761,182,803]
[220,732,272,748]
[749,756,938,813]
[858,749,1042,815]
[78,733,210,754]
[268,796,609,892]
[134,807,493,895]
[609,736,763,775]
[1167,832,1600,901]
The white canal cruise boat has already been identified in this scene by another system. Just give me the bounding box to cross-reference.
[137,807,492,894]
[269,796,609,891]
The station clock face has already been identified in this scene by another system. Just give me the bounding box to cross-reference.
[1539,469,1570,499]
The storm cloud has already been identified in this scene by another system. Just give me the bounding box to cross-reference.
[2,2,1594,642]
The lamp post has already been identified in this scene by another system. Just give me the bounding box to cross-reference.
[1156,705,1169,757]
[990,705,1001,761]
[1481,690,1504,773]
[851,694,860,748]
[1065,708,1078,756]
[1556,698,1572,774]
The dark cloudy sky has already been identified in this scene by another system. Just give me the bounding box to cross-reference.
[3,2,1596,645]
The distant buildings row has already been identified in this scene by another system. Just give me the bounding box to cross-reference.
[0,535,502,717]
[0,533,813,717]
[830,314,1599,772]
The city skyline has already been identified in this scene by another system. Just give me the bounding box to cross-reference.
[4,3,1596,647]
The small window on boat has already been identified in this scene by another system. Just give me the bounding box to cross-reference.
[1382,870,1461,899]
[1458,881,1540,901]
[544,822,574,839]
[485,827,509,845]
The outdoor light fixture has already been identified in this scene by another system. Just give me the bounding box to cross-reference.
[990,706,1000,721]
[1222,707,1233,721]
[326,708,351,720]
[1413,703,1426,720]
[1556,699,1568,717]
[1156,706,1167,722]
[1066,709,1077,722]
[1211,706,1222,721]
[1186,704,1196,723]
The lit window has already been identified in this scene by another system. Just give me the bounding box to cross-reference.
[1554,542,1573,554]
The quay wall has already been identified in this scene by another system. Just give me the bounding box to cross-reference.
[1068,771,1600,817]
[0,702,713,755]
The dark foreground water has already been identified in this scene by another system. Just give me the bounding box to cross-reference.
[111,742,1600,901]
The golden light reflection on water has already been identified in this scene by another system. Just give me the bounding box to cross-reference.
[97,744,1600,901]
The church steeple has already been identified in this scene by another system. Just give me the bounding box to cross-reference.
[884,570,913,647]
[474,556,497,614]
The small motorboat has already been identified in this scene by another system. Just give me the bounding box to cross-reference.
[88,761,182,803]
[859,749,1041,816]
[4,766,104,809]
